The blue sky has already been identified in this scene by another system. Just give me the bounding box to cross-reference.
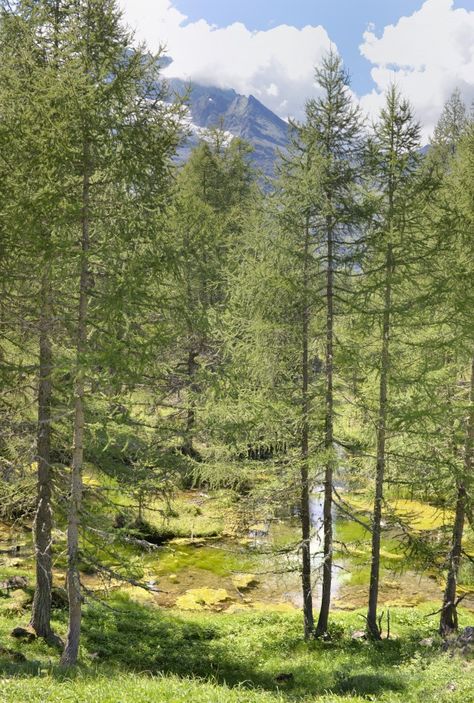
[121,0,474,138]
[172,0,474,94]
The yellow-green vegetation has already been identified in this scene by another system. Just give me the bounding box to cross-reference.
[175,587,231,610]
[232,573,259,590]
[146,490,236,539]
[153,542,256,578]
[346,495,453,531]
[0,601,473,702]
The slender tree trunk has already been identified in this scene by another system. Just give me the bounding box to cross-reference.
[367,243,393,640]
[30,267,54,641]
[31,0,61,645]
[301,215,314,639]
[316,217,334,637]
[439,353,474,636]
[183,348,198,457]
[61,141,90,667]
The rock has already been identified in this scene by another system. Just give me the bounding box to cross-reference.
[275,673,294,684]
[175,588,231,611]
[351,630,367,641]
[458,626,474,646]
[232,574,259,591]
[0,646,27,663]
[443,626,474,658]
[11,651,27,663]
[51,586,68,609]
[168,574,178,582]
[10,626,36,642]
[2,590,32,614]
[0,576,28,591]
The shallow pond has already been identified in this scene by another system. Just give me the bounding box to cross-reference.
[131,488,474,614]
[1,490,473,616]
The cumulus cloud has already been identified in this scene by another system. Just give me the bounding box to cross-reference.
[359,0,474,139]
[119,0,333,121]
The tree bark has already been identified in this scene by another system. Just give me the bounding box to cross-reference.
[301,215,314,639]
[30,0,61,646]
[182,348,198,458]
[367,243,393,640]
[60,141,90,667]
[439,353,474,636]
[316,216,334,637]
[30,267,54,641]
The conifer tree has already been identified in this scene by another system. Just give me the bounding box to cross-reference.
[0,0,182,664]
[0,0,71,643]
[436,121,474,635]
[303,51,362,637]
[58,0,182,665]
[167,133,254,465]
[363,86,423,638]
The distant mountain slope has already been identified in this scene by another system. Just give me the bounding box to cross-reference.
[168,79,289,178]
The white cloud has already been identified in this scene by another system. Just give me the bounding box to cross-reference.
[119,0,333,121]
[359,0,474,139]
[119,0,474,140]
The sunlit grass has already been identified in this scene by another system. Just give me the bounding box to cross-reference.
[1,603,473,702]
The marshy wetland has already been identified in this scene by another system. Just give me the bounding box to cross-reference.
[2,483,473,617]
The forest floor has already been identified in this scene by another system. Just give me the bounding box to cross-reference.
[1,484,474,701]
[0,602,473,702]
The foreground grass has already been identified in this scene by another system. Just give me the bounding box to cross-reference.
[0,601,473,702]
[1,673,287,703]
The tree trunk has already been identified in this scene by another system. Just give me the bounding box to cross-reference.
[31,0,61,646]
[316,216,334,637]
[301,215,314,639]
[30,268,54,641]
[439,353,474,636]
[182,348,198,458]
[367,243,393,640]
[60,142,90,667]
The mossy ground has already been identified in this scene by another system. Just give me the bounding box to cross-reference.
[0,601,473,702]
[2,487,474,701]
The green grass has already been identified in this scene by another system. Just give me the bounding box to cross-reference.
[0,674,287,703]
[0,599,473,702]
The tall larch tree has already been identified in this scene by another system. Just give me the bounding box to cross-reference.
[304,51,362,637]
[365,86,422,639]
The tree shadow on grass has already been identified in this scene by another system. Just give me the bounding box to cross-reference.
[81,598,279,691]
[334,672,405,697]
[0,602,418,699]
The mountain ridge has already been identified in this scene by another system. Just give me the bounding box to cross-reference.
[168,78,289,177]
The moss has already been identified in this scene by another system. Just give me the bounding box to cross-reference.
[154,544,254,578]
[250,601,297,613]
[232,574,259,591]
[0,590,31,615]
[345,495,454,532]
[175,588,231,611]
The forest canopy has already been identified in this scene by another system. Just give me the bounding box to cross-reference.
[0,1,473,700]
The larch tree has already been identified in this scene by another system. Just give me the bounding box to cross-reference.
[364,86,423,639]
[437,119,474,635]
[8,0,186,666]
[0,0,73,644]
[303,50,362,638]
[166,133,255,467]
